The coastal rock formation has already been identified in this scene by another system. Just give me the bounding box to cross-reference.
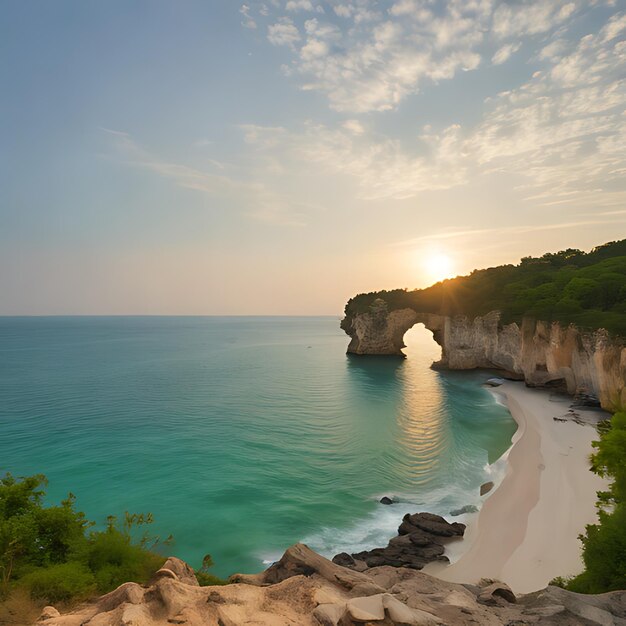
[38,544,626,626]
[332,512,465,571]
[345,299,421,356]
[342,306,626,411]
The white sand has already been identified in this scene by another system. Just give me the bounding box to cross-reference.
[424,381,609,594]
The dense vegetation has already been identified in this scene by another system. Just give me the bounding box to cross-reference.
[558,411,626,593]
[343,239,626,336]
[0,473,225,612]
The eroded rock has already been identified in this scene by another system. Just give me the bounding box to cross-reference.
[36,545,626,626]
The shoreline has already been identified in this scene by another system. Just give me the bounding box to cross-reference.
[424,381,609,594]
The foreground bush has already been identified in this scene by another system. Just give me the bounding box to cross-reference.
[20,563,96,603]
[565,411,626,593]
[0,473,175,605]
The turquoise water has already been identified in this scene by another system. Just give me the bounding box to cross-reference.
[0,317,516,576]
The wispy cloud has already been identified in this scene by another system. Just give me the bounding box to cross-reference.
[101,128,236,195]
[492,42,521,65]
[101,128,307,226]
[238,9,626,209]
[393,216,626,248]
[240,0,608,112]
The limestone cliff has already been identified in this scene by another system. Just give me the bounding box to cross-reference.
[342,304,625,411]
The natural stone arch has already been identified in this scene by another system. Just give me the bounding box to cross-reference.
[344,305,446,358]
[402,320,444,363]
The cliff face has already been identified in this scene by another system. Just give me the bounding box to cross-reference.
[342,307,625,411]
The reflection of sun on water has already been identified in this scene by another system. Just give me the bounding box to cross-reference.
[395,324,448,485]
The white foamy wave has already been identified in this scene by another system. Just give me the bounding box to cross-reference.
[258,550,284,567]
[301,479,491,562]
[486,387,509,408]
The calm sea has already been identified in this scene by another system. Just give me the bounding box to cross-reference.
[0,316,515,576]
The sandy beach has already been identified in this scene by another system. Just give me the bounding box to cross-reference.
[425,381,609,594]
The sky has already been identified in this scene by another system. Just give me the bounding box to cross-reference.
[1,0,625,315]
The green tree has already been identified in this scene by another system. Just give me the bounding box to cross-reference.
[566,412,626,593]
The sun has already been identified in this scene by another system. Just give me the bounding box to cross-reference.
[423,253,455,283]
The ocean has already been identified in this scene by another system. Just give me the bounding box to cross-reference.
[0,316,516,576]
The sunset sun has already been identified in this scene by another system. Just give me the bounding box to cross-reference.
[424,252,455,283]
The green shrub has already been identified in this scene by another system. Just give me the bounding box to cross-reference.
[20,562,95,603]
[193,553,228,586]
[0,473,181,604]
[564,411,626,593]
[195,571,229,586]
[87,529,164,592]
[549,576,572,589]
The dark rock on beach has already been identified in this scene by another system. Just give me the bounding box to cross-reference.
[450,504,479,516]
[331,552,356,568]
[401,512,466,537]
[480,481,495,495]
[572,392,601,408]
[332,511,465,572]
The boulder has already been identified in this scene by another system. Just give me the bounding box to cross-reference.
[338,512,464,572]
[485,378,504,386]
[158,556,199,586]
[480,481,495,496]
[450,505,479,517]
[332,552,356,568]
[346,595,385,621]
[402,513,466,537]
[478,582,516,605]
[383,593,442,625]
[96,581,145,613]
[38,606,60,621]
[313,603,346,626]
[380,496,394,505]
[236,543,384,595]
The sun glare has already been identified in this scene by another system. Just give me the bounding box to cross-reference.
[424,253,454,283]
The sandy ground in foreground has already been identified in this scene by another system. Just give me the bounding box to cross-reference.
[424,381,609,594]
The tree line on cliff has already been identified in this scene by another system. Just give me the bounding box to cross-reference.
[342,239,626,336]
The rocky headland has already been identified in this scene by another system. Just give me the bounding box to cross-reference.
[37,543,626,625]
[341,300,625,411]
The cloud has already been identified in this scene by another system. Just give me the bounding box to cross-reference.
[394,216,626,248]
[239,4,257,29]
[492,1,577,39]
[492,42,521,65]
[236,10,626,210]
[101,129,306,226]
[285,0,324,12]
[241,0,595,112]
[268,17,301,46]
[342,119,365,135]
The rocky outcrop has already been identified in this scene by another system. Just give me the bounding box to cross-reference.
[342,305,626,411]
[38,545,626,626]
[345,299,423,356]
[332,512,465,571]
